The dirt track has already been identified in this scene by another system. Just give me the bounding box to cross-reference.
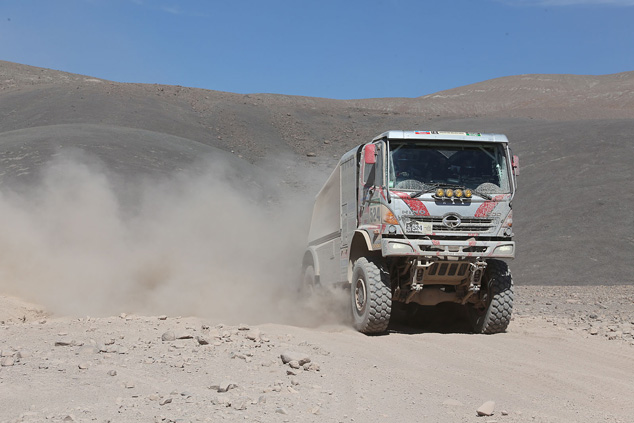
[1,285,633,423]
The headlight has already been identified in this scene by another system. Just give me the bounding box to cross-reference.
[387,242,414,254]
[494,245,514,255]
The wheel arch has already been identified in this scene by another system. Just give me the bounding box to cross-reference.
[303,247,319,282]
[347,230,376,283]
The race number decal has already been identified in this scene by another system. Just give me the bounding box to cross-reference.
[369,206,381,224]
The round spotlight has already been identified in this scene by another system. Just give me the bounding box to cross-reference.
[464,189,472,198]
[388,225,397,234]
[445,189,454,198]
[436,188,445,197]
[455,189,463,198]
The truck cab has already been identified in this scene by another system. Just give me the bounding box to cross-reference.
[304,130,518,334]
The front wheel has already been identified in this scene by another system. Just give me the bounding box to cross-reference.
[468,259,514,334]
[351,257,392,334]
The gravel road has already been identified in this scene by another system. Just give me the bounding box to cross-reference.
[1,285,633,423]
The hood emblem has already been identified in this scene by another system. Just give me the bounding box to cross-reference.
[442,214,461,228]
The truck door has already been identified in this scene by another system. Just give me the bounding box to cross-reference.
[358,143,381,224]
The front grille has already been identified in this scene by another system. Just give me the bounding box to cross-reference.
[463,246,488,253]
[419,245,488,253]
[408,216,494,233]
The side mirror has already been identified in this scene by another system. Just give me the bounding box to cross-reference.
[512,155,520,176]
[364,144,376,165]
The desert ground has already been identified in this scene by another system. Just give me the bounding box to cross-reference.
[1,61,633,422]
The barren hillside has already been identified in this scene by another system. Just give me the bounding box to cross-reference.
[2,60,632,286]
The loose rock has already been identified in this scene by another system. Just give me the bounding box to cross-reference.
[1,356,15,367]
[304,362,320,372]
[246,329,261,342]
[210,382,237,393]
[161,331,176,342]
[175,332,193,340]
[233,398,248,410]
[281,351,311,366]
[16,350,31,359]
[477,400,495,416]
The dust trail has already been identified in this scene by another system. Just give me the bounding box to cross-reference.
[0,150,350,327]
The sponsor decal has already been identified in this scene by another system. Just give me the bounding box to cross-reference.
[474,194,507,217]
[433,131,467,136]
[394,191,430,216]
[475,201,496,217]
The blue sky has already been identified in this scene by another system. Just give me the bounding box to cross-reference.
[1,0,633,99]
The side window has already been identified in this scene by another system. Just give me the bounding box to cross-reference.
[374,142,384,187]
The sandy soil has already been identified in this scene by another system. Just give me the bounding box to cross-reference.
[1,285,633,423]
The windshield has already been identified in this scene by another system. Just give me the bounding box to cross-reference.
[388,141,511,194]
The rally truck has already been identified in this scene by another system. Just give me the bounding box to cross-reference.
[303,130,519,334]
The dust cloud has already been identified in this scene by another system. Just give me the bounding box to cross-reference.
[0,150,350,327]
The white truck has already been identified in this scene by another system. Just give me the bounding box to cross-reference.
[303,130,519,334]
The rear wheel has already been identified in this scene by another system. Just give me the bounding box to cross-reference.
[351,257,392,334]
[301,265,317,295]
[468,259,514,334]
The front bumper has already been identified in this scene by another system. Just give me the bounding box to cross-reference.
[382,238,515,259]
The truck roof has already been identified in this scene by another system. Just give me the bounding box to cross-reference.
[373,130,509,143]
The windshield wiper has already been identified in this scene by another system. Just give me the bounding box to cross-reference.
[409,183,439,198]
[472,189,493,200]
